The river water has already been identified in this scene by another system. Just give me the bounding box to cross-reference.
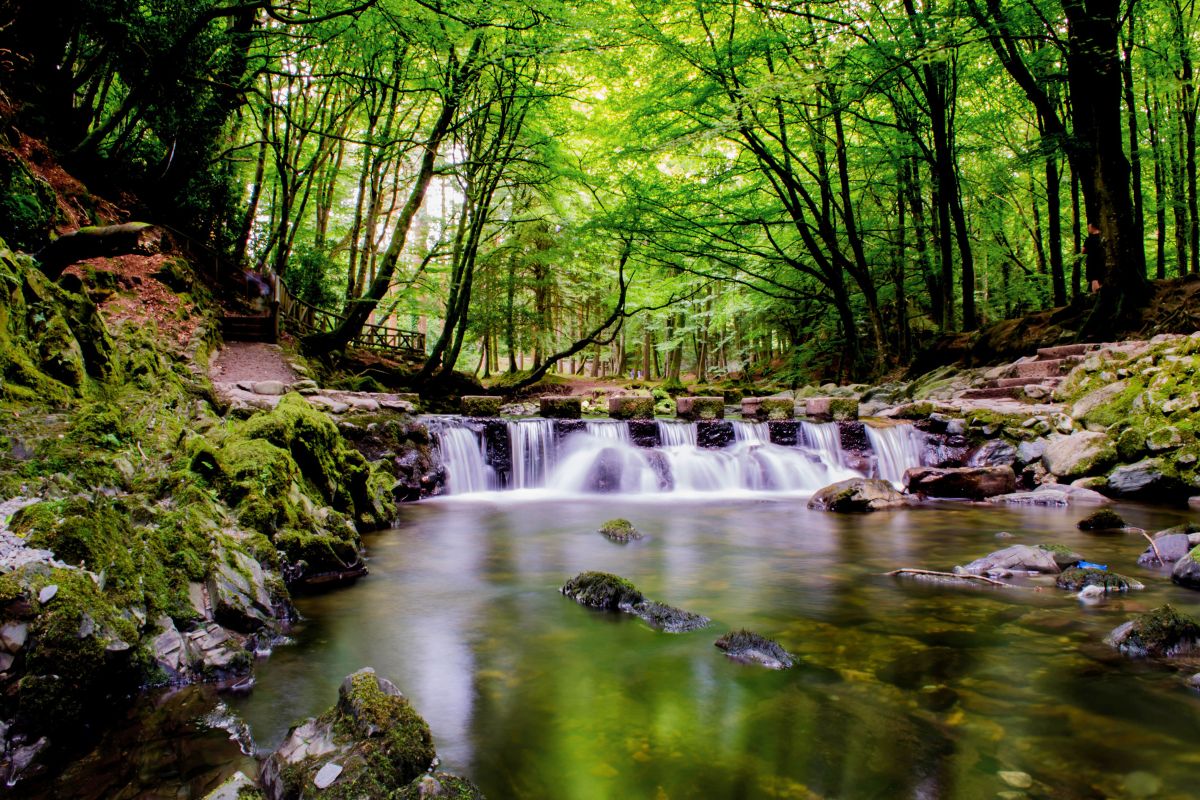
[220,496,1200,799]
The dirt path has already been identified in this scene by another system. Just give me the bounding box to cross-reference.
[210,342,297,385]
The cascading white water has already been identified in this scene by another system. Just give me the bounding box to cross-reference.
[436,426,495,493]
[432,416,925,497]
[508,419,557,489]
[657,420,697,446]
[732,421,769,443]
[865,423,927,487]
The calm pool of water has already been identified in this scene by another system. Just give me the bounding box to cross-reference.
[216,497,1200,799]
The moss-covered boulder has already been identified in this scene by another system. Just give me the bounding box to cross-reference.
[1077,508,1127,531]
[1056,567,1142,592]
[1106,605,1200,658]
[675,396,724,420]
[598,518,643,543]
[260,668,437,799]
[714,629,794,669]
[461,395,502,417]
[742,396,795,421]
[539,395,581,419]
[0,148,55,251]
[807,478,905,512]
[608,395,654,420]
[560,572,643,610]
[1042,431,1116,479]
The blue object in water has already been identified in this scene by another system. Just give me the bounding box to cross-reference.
[1077,561,1108,571]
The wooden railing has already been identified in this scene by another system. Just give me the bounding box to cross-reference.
[274,276,425,357]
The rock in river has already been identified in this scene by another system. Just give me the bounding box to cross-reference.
[1107,605,1200,658]
[903,465,1016,500]
[961,544,1081,575]
[807,478,905,512]
[715,629,794,669]
[1055,567,1142,593]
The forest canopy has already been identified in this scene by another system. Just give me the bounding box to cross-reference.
[2,0,1187,382]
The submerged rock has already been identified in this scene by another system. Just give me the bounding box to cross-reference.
[961,544,1080,575]
[561,572,643,610]
[598,518,643,543]
[807,478,905,512]
[1055,567,1143,593]
[714,629,794,669]
[902,465,1016,500]
[1106,605,1200,658]
[633,600,711,633]
[1076,508,1127,531]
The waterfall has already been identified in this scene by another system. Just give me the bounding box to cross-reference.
[657,420,697,447]
[435,425,495,493]
[508,419,557,489]
[865,424,927,487]
[732,421,769,443]
[430,415,923,497]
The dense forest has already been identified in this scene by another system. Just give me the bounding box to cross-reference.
[3,0,1193,382]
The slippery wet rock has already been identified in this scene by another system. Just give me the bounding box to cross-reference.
[202,771,257,800]
[1107,605,1200,658]
[1076,508,1127,532]
[598,518,643,543]
[807,478,905,512]
[714,629,794,669]
[903,465,1016,500]
[207,546,276,633]
[1137,524,1200,566]
[1107,458,1184,499]
[961,544,1079,575]
[560,572,709,632]
[1171,547,1200,590]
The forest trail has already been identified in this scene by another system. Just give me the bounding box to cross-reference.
[210,342,297,385]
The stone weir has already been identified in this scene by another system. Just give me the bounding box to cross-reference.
[423,416,939,495]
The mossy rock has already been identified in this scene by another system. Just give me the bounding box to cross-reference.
[1056,567,1141,592]
[560,571,643,609]
[274,527,362,577]
[0,148,55,251]
[1077,508,1127,531]
[632,600,710,633]
[461,395,502,417]
[714,629,794,669]
[1117,425,1148,462]
[608,395,654,420]
[1107,604,1200,658]
[1036,543,1085,570]
[539,395,581,419]
[395,772,485,800]
[598,518,643,543]
[676,396,724,420]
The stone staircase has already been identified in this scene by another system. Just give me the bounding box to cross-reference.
[958,343,1101,401]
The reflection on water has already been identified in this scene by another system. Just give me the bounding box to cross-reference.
[225,498,1200,799]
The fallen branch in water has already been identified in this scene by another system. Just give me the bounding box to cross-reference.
[885,568,1012,587]
[1140,530,1164,565]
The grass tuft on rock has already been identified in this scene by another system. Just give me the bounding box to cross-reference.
[1077,508,1127,531]
[598,518,643,543]
[560,571,644,609]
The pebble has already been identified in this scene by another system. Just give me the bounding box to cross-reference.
[314,762,343,789]
[38,585,57,604]
[998,770,1033,789]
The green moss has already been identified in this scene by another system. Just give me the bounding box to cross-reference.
[598,518,643,543]
[1118,604,1200,657]
[1077,508,1127,531]
[1056,567,1138,592]
[561,571,644,609]
[460,395,502,417]
[608,395,654,420]
[394,773,484,800]
[274,528,360,575]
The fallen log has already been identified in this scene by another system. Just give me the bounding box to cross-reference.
[35,222,159,279]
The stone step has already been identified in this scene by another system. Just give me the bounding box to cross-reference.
[992,376,1065,389]
[1035,343,1094,360]
[1012,357,1078,378]
[958,386,1024,400]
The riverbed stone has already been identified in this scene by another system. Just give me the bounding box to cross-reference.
[676,396,724,420]
[1107,605,1200,658]
[1076,508,1127,531]
[961,544,1078,575]
[903,465,1016,499]
[808,478,905,512]
[598,518,643,543]
[1042,431,1116,479]
[1138,532,1197,566]
[1056,567,1142,593]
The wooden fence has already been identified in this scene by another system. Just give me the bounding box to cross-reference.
[274,276,425,358]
